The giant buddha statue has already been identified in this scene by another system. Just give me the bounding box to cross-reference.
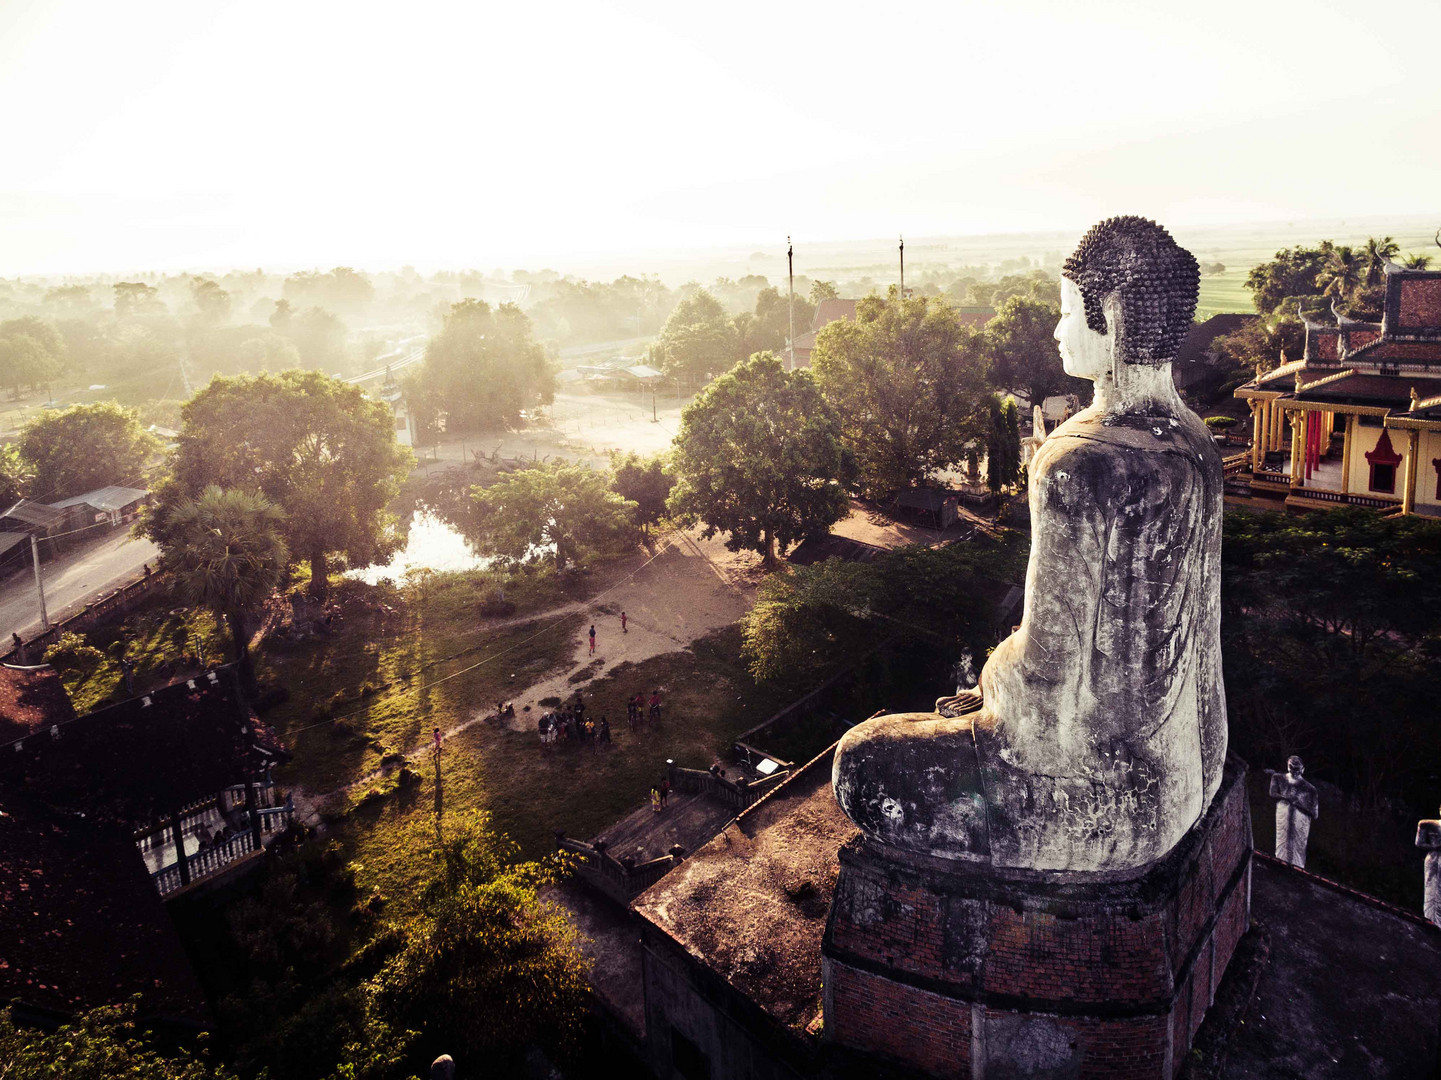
[833,217,1226,873]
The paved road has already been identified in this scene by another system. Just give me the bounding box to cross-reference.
[0,530,160,643]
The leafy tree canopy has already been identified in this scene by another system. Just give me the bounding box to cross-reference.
[161,486,288,688]
[370,812,590,1068]
[811,293,987,498]
[669,351,852,564]
[985,394,1021,494]
[610,451,674,539]
[467,459,637,569]
[0,316,67,397]
[656,288,740,383]
[18,401,155,502]
[0,1001,237,1080]
[148,370,412,597]
[406,300,553,435]
[0,442,33,506]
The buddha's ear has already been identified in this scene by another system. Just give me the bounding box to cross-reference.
[1101,290,1124,344]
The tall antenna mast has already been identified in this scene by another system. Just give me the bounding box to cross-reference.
[899,235,905,300]
[787,236,796,372]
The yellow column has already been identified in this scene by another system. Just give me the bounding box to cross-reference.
[1251,401,1264,470]
[1259,400,1271,453]
[1289,411,1303,483]
[1272,401,1284,450]
[1403,428,1420,514]
[1340,414,1354,494]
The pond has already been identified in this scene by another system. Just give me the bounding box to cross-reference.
[348,510,490,585]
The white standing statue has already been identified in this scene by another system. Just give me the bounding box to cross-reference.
[1416,811,1441,926]
[1269,755,1319,868]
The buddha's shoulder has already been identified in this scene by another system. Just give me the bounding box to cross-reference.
[1041,414,1215,463]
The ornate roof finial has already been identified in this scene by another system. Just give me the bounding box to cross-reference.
[1412,386,1422,412]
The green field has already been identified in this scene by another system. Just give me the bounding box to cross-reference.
[1196,270,1255,317]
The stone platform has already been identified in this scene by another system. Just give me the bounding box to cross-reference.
[822,755,1252,1079]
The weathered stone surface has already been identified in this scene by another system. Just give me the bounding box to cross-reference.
[834,218,1225,873]
[1269,755,1318,868]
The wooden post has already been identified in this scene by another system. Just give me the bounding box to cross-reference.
[1403,428,1421,514]
[1251,401,1264,471]
[1271,400,1284,451]
[243,779,263,848]
[170,809,190,887]
[1341,414,1354,494]
[1289,412,1304,484]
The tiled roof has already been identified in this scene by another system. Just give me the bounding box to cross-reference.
[2,665,286,827]
[0,663,76,743]
[1295,374,1441,409]
[810,298,857,331]
[0,788,208,1023]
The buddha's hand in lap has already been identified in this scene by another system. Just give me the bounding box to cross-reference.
[935,690,983,718]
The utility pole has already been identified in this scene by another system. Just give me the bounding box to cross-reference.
[787,236,796,372]
[29,534,49,631]
[899,235,905,300]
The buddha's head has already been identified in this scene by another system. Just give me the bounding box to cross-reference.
[1055,217,1200,381]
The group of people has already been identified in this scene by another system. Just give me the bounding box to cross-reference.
[626,690,663,728]
[539,697,611,751]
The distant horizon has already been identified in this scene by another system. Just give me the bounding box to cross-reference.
[5,211,1438,285]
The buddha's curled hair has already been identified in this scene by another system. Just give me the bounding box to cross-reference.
[1063,217,1199,365]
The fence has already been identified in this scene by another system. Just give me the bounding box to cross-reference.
[556,833,681,906]
[5,570,170,664]
[666,759,791,812]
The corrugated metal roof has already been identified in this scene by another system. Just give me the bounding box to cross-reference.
[50,486,149,512]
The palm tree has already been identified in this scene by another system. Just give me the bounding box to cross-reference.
[1403,253,1433,270]
[162,485,287,691]
[1318,245,1364,301]
[1362,236,1402,286]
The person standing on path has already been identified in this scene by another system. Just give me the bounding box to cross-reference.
[621,611,628,634]
[433,728,443,755]
[588,624,596,655]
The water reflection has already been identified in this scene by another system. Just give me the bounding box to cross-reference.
[349,510,488,584]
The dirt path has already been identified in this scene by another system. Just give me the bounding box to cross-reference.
[289,529,756,827]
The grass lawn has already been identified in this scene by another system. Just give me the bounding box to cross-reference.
[1196,270,1254,317]
[327,624,781,902]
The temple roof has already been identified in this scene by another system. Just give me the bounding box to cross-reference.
[1294,373,1441,409]
[0,787,208,1024]
[0,663,77,743]
[2,665,286,827]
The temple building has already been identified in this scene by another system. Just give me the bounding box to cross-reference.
[1233,262,1441,515]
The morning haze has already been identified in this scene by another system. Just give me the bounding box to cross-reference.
[2,1,1441,1079]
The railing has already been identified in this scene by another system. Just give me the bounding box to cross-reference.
[556,833,681,905]
[1221,453,1251,477]
[3,570,170,664]
[666,760,790,811]
[1289,487,1401,510]
[152,829,257,897]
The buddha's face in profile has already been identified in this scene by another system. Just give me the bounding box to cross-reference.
[1055,276,1113,382]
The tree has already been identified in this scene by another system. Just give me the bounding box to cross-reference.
[985,394,1021,494]
[0,1001,238,1080]
[281,306,349,371]
[1403,253,1433,271]
[744,286,816,357]
[1210,316,1305,375]
[18,402,156,501]
[148,370,412,598]
[0,443,32,506]
[468,460,637,569]
[1362,236,1401,287]
[811,293,988,498]
[113,281,164,319]
[983,295,1085,410]
[610,451,674,539]
[161,486,288,689]
[406,300,553,434]
[1244,245,1331,314]
[809,280,840,304]
[1318,245,1364,301]
[371,812,590,1067]
[668,351,851,565]
[0,317,66,397]
[656,289,739,383]
[191,277,232,325]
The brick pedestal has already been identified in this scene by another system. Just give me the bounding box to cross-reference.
[822,756,1252,1079]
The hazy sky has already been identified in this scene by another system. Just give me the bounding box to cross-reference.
[3,0,1439,275]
